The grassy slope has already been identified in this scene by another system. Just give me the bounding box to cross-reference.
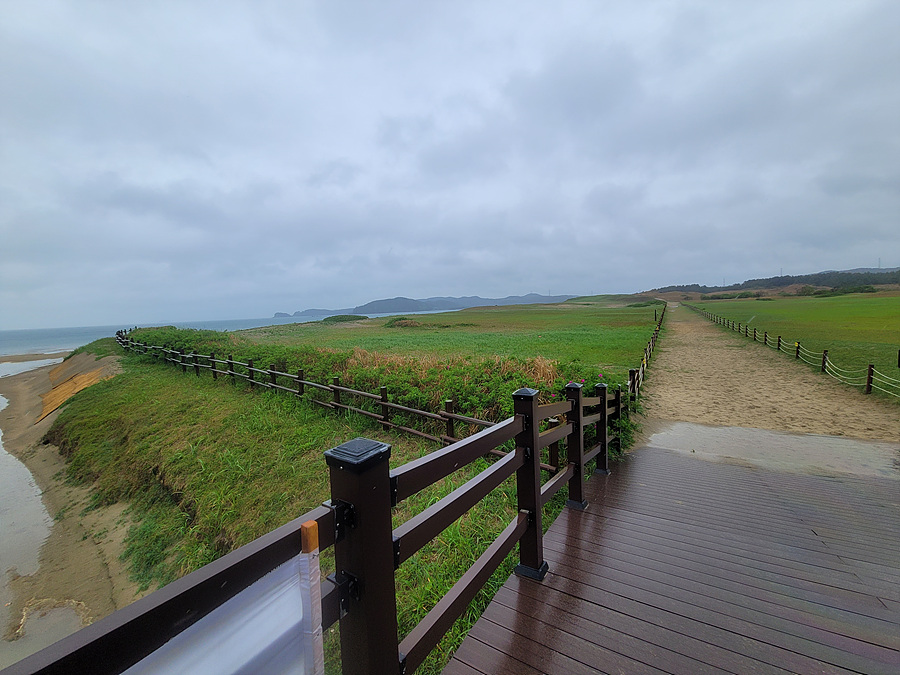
[48,301,658,673]
[694,293,900,380]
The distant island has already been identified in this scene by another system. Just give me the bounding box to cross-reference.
[274,293,577,319]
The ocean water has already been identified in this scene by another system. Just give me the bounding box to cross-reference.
[0,311,454,357]
[0,317,306,357]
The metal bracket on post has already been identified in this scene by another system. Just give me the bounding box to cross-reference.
[327,570,360,618]
[323,499,357,544]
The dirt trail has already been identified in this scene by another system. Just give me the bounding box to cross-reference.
[641,305,899,442]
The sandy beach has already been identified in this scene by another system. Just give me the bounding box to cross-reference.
[0,352,143,667]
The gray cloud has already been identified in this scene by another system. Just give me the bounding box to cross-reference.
[1,0,898,329]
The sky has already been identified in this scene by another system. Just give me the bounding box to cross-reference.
[1,1,898,329]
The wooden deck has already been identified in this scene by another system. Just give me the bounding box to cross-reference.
[444,446,900,675]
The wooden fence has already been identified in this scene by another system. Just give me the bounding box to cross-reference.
[7,310,669,674]
[627,301,666,400]
[113,336,520,444]
[688,305,900,399]
[8,383,625,675]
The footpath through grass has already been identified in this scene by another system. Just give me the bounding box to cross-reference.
[48,299,660,673]
[694,292,900,400]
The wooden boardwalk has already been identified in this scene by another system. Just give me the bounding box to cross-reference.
[444,446,900,675]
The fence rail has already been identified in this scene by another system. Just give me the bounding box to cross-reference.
[687,305,900,399]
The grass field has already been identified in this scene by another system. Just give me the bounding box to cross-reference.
[694,292,900,399]
[49,298,660,674]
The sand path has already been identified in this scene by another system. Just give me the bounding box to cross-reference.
[641,304,898,442]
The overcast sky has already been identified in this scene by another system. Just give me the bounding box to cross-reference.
[2,1,898,329]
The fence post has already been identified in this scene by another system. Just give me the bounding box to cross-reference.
[821,349,828,373]
[777,336,782,351]
[795,342,800,359]
[180,349,187,374]
[513,388,548,580]
[193,354,200,377]
[211,353,217,380]
[227,355,235,385]
[324,439,399,675]
[297,369,305,397]
[763,331,767,346]
[332,377,341,406]
[247,359,254,385]
[753,328,758,342]
[380,386,390,431]
[443,399,455,442]
[564,383,586,509]
[865,364,874,394]
[628,368,637,404]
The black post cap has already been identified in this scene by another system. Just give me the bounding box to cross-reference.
[324,438,391,473]
[513,387,539,399]
[565,381,583,390]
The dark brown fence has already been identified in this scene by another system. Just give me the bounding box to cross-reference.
[8,382,625,675]
[627,302,666,400]
[114,339,502,444]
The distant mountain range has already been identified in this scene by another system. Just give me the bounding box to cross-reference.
[273,293,577,319]
[653,267,900,294]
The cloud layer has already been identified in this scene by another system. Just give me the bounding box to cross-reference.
[2,1,898,328]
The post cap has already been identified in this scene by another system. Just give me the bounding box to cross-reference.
[565,381,583,390]
[513,387,539,399]
[324,437,391,473]
[595,382,608,391]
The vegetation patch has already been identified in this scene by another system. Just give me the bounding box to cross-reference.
[385,317,423,328]
[321,314,367,323]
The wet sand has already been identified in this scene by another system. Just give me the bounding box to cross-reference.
[0,353,143,669]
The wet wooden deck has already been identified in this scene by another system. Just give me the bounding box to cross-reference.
[443,446,900,674]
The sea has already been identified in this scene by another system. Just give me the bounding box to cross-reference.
[0,311,454,357]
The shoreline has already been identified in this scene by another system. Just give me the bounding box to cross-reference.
[0,352,143,666]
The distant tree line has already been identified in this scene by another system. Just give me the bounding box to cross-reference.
[656,269,900,294]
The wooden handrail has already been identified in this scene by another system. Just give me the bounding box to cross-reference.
[392,450,523,567]
[390,417,523,504]
[398,513,528,673]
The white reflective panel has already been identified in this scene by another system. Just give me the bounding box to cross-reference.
[125,552,323,675]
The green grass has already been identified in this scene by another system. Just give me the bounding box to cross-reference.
[242,303,654,366]
[49,301,660,673]
[693,292,900,400]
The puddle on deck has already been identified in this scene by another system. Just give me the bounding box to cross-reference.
[642,421,900,480]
